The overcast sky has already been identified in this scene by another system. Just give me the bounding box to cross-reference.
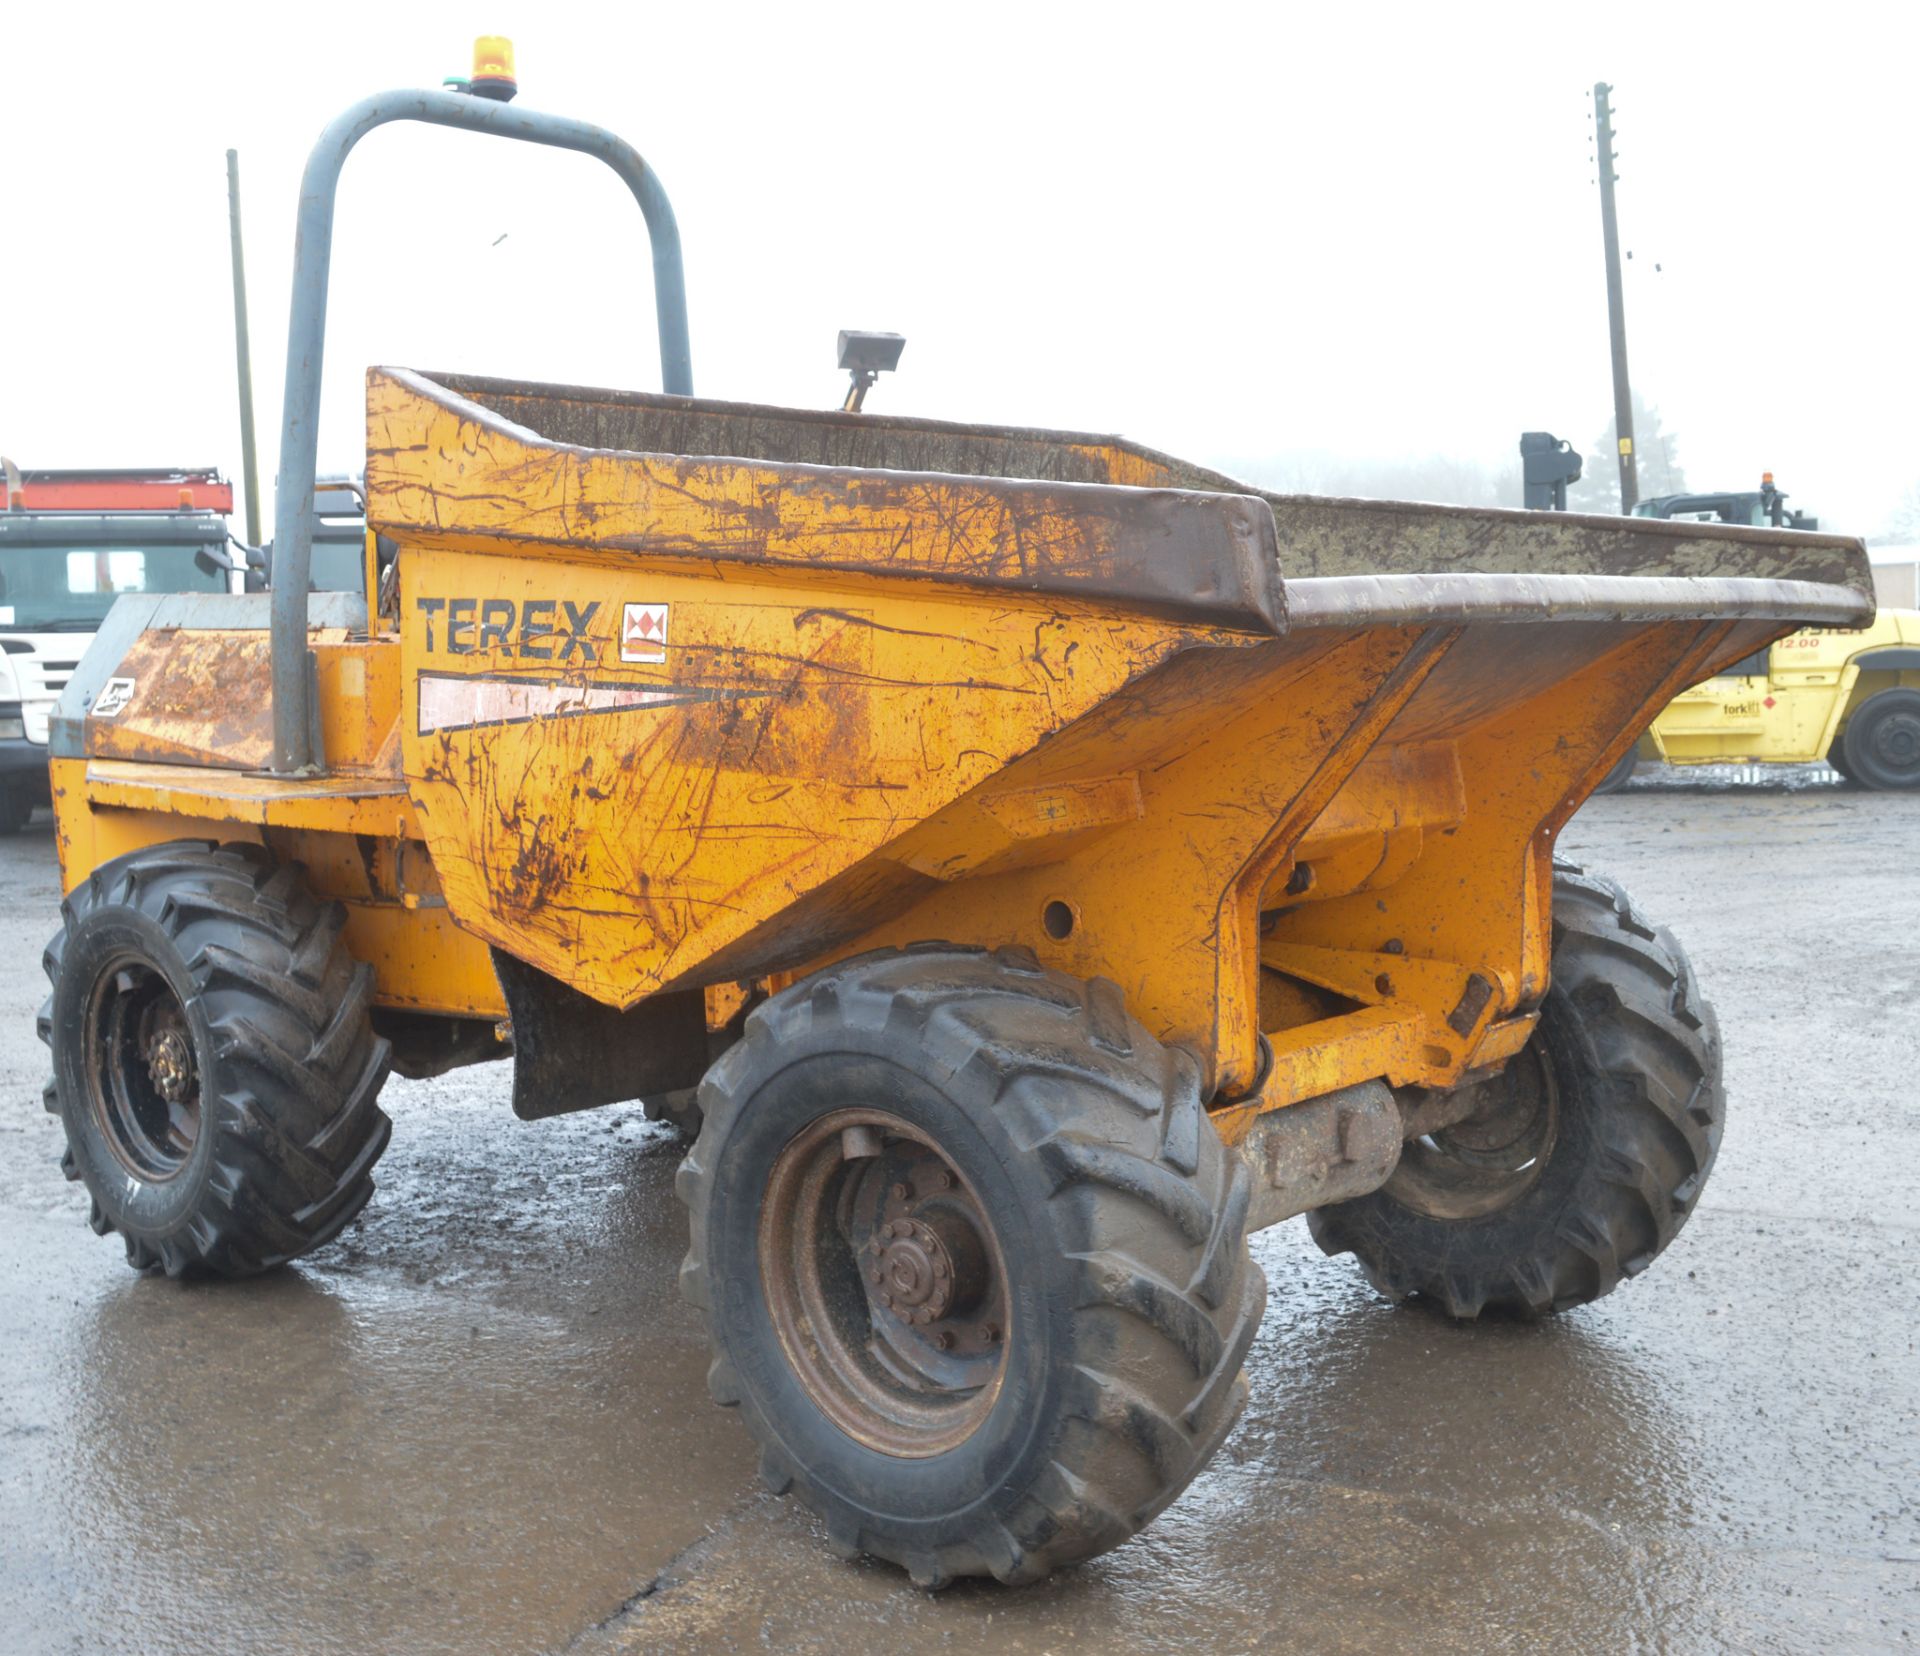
[3,2,1912,537]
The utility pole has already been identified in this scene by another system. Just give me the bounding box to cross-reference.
[1592,83,1637,512]
[226,149,263,549]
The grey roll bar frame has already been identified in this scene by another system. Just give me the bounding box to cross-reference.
[268,88,693,774]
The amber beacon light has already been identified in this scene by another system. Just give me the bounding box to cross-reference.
[468,36,518,101]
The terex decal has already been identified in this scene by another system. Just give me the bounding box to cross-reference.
[415,596,602,661]
[413,597,724,737]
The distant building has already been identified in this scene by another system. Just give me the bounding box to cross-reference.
[1871,548,1920,609]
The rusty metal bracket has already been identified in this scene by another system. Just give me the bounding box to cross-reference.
[1233,1080,1403,1231]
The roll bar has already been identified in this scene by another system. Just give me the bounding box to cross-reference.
[269,89,693,773]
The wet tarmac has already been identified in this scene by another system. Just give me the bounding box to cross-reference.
[1,773,1915,1653]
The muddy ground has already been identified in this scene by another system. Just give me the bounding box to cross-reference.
[1,772,1914,1654]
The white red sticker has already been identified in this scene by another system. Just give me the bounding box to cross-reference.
[622,602,669,663]
[415,672,761,737]
[93,678,136,719]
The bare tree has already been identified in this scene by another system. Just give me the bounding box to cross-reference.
[1570,392,1687,514]
[1873,480,1920,546]
[1234,449,1522,510]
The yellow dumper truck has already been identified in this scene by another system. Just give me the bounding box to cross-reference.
[1597,610,1920,789]
[37,64,1873,1585]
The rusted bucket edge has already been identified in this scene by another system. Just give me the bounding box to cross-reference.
[373,367,1289,638]
[1285,572,1873,631]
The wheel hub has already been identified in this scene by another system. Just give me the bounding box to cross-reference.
[759,1108,1010,1457]
[146,1026,194,1104]
[83,957,202,1183]
[871,1217,953,1322]
[1384,1041,1561,1221]
[1873,712,1920,767]
[1437,1065,1544,1156]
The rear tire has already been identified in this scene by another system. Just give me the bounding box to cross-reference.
[1308,862,1721,1318]
[677,945,1263,1585]
[1840,689,1920,790]
[1588,747,1639,796]
[41,841,393,1277]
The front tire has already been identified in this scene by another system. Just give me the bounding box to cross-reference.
[1308,863,1722,1318]
[1840,688,1920,790]
[0,782,33,835]
[41,842,393,1277]
[676,945,1263,1586]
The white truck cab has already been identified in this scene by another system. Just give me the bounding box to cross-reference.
[0,464,235,831]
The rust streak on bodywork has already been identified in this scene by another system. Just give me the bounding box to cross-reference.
[55,364,1875,1117]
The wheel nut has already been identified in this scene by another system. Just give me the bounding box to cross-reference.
[868,1268,882,1284]
[934,1169,953,1191]
[915,1307,933,1324]
[933,1331,953,1352]
[890,1183,908,1202]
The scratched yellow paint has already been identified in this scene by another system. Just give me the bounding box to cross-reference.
[50,758,504,1016]
[362,369,1235,601]
[395,543,1236,1010]
[48,366,1823,1118]
[1265,617,1741,1026]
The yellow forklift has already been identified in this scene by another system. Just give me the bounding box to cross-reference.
[1592,477,1917,789]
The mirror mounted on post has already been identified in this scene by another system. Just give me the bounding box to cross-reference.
[1520,432,1583,511]
[838,331,905,413]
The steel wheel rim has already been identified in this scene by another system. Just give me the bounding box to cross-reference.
[1385,1042,1560,1221]
[759,1107,1010,1458]
[83,954,202,1182]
